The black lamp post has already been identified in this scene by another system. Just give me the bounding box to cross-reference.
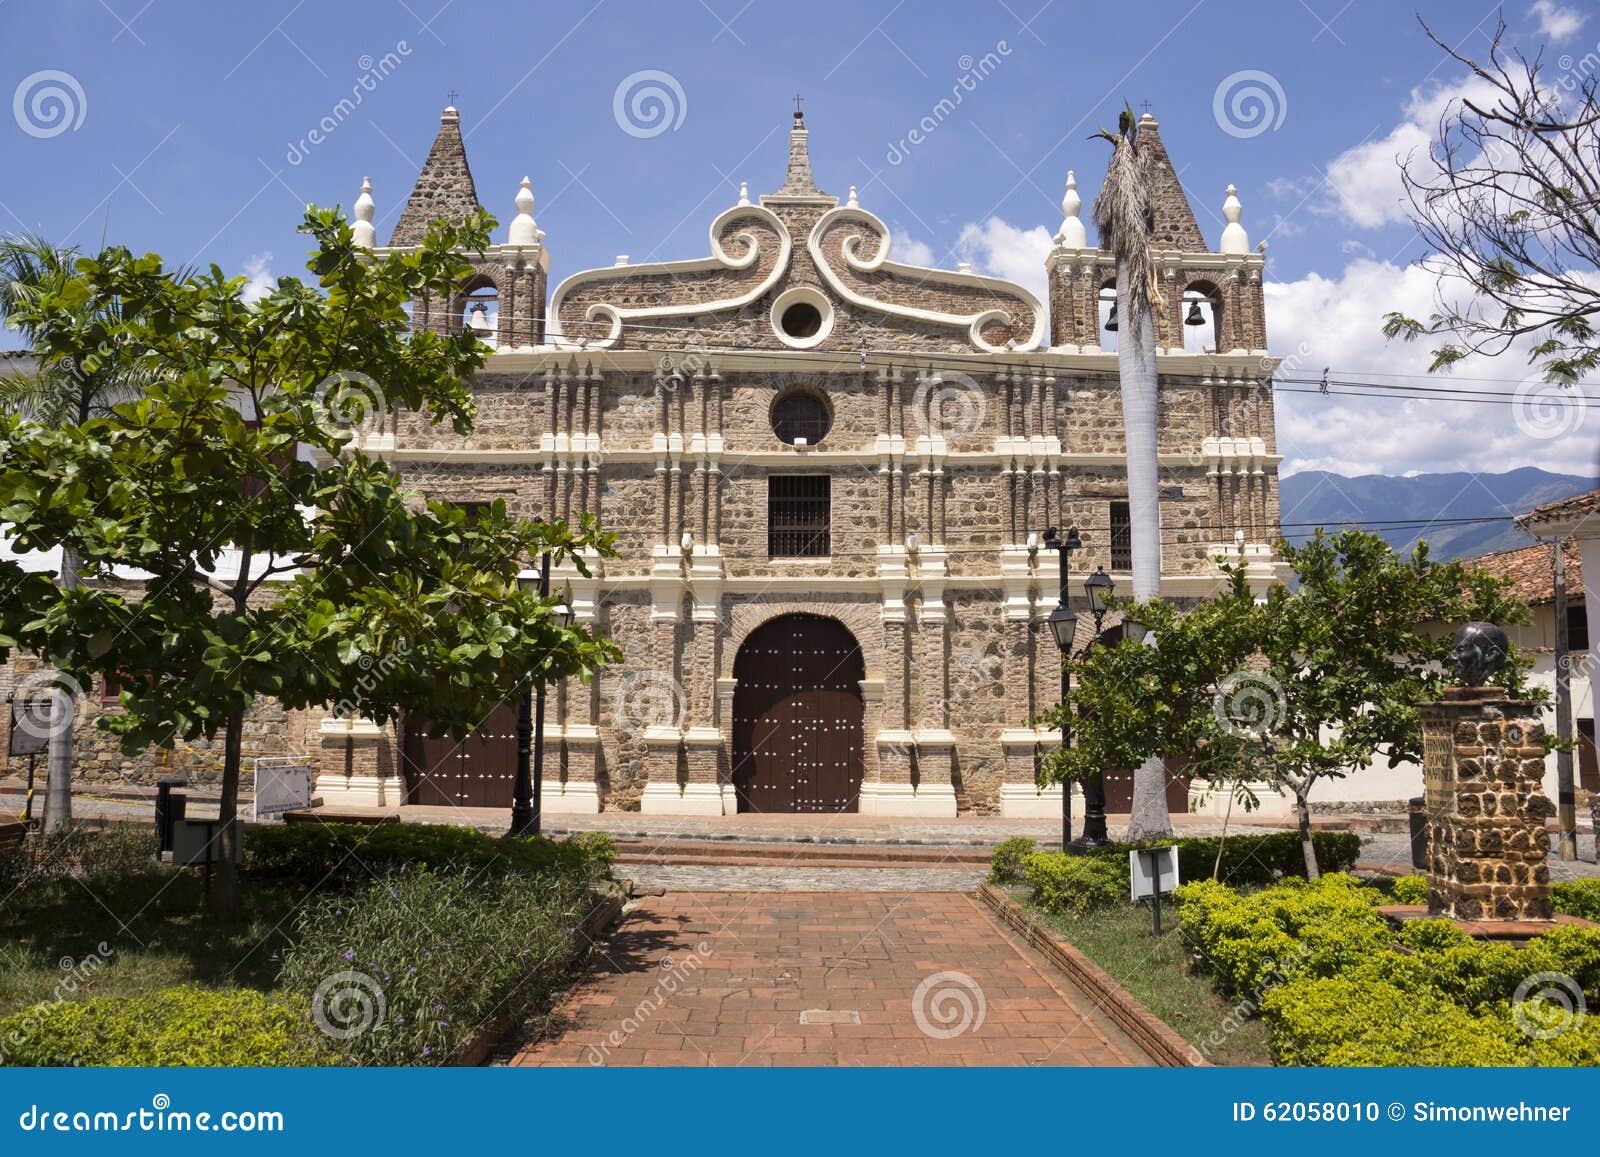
[510,552,572,838]
[1042,526,1117,853]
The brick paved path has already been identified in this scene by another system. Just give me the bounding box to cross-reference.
[511,891,1150,1067]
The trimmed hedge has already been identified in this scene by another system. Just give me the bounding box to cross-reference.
[1179,874,1600,1066]
[243,823,614,886]
[987,837,1037,885]
[0,987,332,1067]
[1553,878,1600,921]
[1084,830,1361,887]
[1388,874,1429,904]
[1021,851,1127,918]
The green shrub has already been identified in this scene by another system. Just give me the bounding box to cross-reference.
[1,822,160,897]
[1176,874,1391,998]
[243,822,613,886]
[1262,977,1522,1067]
[1021,851,1128,918]
[1389,874,1429,904]
[988,837,1037,885]
[278,866,596,1065]
[1553,878,1600,921]
[1086,830,1360,887]
[0,986,331,1066]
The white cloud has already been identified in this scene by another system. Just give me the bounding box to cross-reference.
[1319,75,1503,229]
[1266,258,1597,476]
[240,253,274,304]
[889,228,935,268]
[952,216,1052,304]
[1531,0,1587,40]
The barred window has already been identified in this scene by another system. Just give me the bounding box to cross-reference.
[771,390,831,445]
[768,476,830,557]
[1109,500,1132,571]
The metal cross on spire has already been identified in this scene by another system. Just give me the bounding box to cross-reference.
[447,89,459,107]
[1139,99,1152,115]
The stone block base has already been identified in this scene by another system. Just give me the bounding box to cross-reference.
[1188,781,1291,819]
[640,781,736,815]
[858,781,958,818]
[998,781,1083,819]
[313,772,406,809]
[541,779,602,815]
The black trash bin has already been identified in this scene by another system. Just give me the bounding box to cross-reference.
[154,779,187,855]
[1408,796,1428,871]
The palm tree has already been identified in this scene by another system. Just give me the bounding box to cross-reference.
[1091,108,1172,841]
[0,234,152,830]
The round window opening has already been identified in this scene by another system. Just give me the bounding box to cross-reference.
[772,390,832,446]
[779,301,824,340]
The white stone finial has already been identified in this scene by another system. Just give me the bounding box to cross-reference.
[848,184,859,208]
[1056,170,1086,249]
[508,176,542,247]
[352,177,376,249]
[738,180,749,206]
[1219,183,1248,254]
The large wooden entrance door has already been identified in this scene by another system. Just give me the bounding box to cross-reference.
[401,703,518,807]
[732,614,865,813]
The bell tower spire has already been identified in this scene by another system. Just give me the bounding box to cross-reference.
[766,99,833,202]
[390,102,483,246]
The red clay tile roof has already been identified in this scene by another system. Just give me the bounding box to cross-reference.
[1518,487,1600,533]
[1465,537,1581,606]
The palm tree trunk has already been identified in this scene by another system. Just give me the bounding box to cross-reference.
[41,544,79,832]
[1117,268,1173,842]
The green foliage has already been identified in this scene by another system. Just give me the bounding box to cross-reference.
[1389,874,1429,904]
[1262,978,1523,1067]
[987,836,1037,884]
[1176,875,1392,999]
[0,822,159,897]
[0,986,332,1067]
[1553,878,1600,921]
[242,823,614,887]
[1021,851,1128,918]
[1086,831,1360,887]
[277,866,596,1065]
[1042,530,1534,878]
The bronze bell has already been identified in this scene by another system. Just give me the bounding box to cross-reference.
[1103,302,1118,332]
[1184,300,1207,326]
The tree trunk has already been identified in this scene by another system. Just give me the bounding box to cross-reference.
[1296,790,1319,881]
[212,706,244,917]
[1117,268,1172,842]
[41,544,80,832]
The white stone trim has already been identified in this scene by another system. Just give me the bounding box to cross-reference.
[769,285,836,350]
[808,205,1046,352]
[547,203,793,349]
[640,781,736,815]
[858,780,958,818]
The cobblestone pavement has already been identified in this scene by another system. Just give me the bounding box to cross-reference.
[1359,831,1600,881]
[510,891,1150,1067]
[625,864,989,892]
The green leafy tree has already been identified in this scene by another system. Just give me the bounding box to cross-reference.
[1043,530,1534,877]
[0,208,620,913]
[0,232,171,829]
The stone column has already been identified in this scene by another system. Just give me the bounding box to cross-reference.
[313,717,404,808]
[1422,687,1555,922]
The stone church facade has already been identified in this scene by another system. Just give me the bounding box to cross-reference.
[306,103,1283,818]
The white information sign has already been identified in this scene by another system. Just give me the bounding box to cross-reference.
[252,756,314,819]
[1129,845,1180,902]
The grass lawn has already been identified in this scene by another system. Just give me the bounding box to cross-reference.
[0,839,303,1016]
[1020,892,1273,1066]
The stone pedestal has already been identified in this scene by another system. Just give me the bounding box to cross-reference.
[1421,687,1555,922]
[313,716,405,807]
[638,727,735,815]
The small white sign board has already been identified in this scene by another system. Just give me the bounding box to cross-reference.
[253,757,314,819]
[1129,845,1180,902]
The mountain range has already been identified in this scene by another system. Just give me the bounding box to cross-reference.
[1278,467,1597,561]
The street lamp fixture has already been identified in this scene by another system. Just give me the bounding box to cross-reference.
[1084,566,1114,616]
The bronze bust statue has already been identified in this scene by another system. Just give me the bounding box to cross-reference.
[1450,621,1509,687]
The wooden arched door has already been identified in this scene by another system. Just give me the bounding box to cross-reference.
[732,614,865,813]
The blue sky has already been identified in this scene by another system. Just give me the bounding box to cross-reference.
[3,0,1596,478]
